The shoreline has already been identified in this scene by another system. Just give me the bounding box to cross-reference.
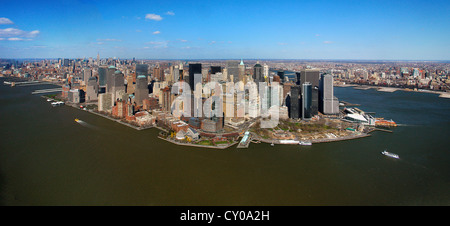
[335,83,450,98]
[37,85,380,149]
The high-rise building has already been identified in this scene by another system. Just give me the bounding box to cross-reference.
[211,66,221,75]
[83,68,92,85]
[253,63,263,83]
[300,69,320,116]
[319,74,339,114]
[238,59,245,82]
[135,75,149,106]
[106,66,116,93]
[289,85,301,119]
[136,64,148,77]
[277,71,285,82]
[111,70,125,102]
[98,66,107,87]
[302,82,312,120]
[86,77,98,102]
[226,60,239,83]
[188,63,202,91]
[263,63,269,80]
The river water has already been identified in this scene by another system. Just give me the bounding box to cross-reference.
[1,77,449,205]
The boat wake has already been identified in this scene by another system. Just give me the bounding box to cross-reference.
[75,119,98,130]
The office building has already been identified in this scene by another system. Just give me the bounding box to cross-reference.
[98,66,107,87]
[188,63,202,91]
[289,85,301,119]
[86,77,98,102]
[319,74,339,114]
[136,64,149,77]
[226,60,239,83]
[135,75,149,106]
[302,82,312,120]
[253,63,263,83]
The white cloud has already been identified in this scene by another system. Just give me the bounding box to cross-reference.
[136,29,142,32]
[145,14,163,21]
[166,11,175,16]
[97,38,122,42]
[278,42,288,45]
[0,28,40,39]
[8,37,25,41]
[179,39,188,42]
[323,41,333,44]
[153,31,161,35]
[146,41,168,48]
[209,41,216,44]
[0,17,13,25]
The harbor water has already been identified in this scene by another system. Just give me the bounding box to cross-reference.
[1,77,450,205]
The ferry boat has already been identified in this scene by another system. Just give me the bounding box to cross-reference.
[75,118,80,122]
[381,150,399,159]
[51,101,64,107]
[299,141,312,146]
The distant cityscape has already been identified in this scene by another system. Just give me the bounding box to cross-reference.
[1,57,449,148]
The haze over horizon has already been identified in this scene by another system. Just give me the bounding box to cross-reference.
[1,0,449,60]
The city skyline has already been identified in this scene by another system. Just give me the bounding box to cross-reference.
[0,0,449,60]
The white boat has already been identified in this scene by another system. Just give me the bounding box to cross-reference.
[299,141,312,146]
[270,143,274,147]
[381,150,399,159]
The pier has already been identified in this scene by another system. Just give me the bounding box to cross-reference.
[32,88,62,94]
[237,131,251,149]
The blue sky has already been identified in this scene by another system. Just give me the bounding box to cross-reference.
[0,0,449,60]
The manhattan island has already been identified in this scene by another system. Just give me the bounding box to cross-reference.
[2,58,401,149]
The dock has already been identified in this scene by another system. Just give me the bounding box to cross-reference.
[237,131,251,149]
[32,88,63,94]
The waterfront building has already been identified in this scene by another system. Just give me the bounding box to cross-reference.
[319,74,339,114]
[68,89,81,103]
[98,93,113,112]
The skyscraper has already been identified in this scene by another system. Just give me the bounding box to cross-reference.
[83,68,91,85]
[136,64,148,77]
[302,82,312,120]
[300,69,320,116]
[226,60,239,83]
[135,75,149,106]
[98,66,107,87]
[86,77,98,102]
[289,85,301,119]
[253,63,263,83]
[238,59,245,82]
[319,74,339,114]
[211,66,221,75]
[188,63,202,91]
[106,66,116,93]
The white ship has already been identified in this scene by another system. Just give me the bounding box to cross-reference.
[381,150,399,159]
[299,141,312,146]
